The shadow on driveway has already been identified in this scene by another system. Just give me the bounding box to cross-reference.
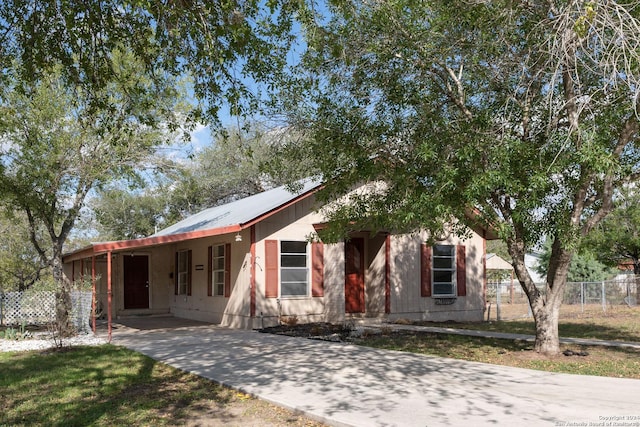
[105,317,640,427]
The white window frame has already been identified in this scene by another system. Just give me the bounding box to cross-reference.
[432,245,456,297]
[211,244,226,297]
[280,240,309,297]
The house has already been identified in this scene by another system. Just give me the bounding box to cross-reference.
[63,179,497,332]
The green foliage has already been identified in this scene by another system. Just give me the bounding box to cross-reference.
[167,126,308,219]
[274,1,640,353]
[1,322,31,341]
[91,187,168,241]
[535,240,616,283]
[278,0,640,248]
[582,188,640,275]
[0,0,299,125]
[0,211,49,291]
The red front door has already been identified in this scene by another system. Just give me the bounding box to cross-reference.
[124,255,149,309]
[345,238,365,313]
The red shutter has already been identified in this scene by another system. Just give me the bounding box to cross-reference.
[174,252,179,295]
[224,243,231,297]
[207,246,213,296]
[311,242,324,297]
[265,240,278,298]
[421,243,432,297]
[457,245,467,296]
[187,250,192,296]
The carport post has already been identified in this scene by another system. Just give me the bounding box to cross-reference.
[107,250,112,342]
[91,256,96,333]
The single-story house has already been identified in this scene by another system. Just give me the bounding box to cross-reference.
[63,179,497,333]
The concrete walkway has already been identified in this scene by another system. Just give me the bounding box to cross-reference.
[385,324,640,349]
[107,318,640,427]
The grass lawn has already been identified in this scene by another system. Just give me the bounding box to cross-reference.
[353,306,640,379]
[354,331,640,379]
[0,345,324,427]
[439,304,640,342]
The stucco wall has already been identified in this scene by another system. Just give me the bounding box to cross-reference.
[389,231,486,322]
[64,190,487,327]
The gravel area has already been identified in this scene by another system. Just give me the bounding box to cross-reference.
[0,332,107,353]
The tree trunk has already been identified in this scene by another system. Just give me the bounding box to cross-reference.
[51,249,73,336]
[530,295,562,354]
[509,238,570,356]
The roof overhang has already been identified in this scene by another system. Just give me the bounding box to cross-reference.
[63,182,322,263]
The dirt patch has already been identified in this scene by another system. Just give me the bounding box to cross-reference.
[259,322,354,341]
[182,391,327,427]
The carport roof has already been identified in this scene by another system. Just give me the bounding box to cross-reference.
[64,178,322,262]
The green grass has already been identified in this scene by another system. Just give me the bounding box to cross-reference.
[0,345,236,427]
[357,307,640,379]
[418,305,640,342]
[355,331,640,378]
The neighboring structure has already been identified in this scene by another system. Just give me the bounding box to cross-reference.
[63,180,497,331]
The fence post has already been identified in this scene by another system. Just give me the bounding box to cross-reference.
[496,283,501,321]
[0,290,3,326]
[601,281,606,313]
[581,282,584,313]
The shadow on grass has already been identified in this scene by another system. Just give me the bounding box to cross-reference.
[419,315,640,343]
[0,345,236,427]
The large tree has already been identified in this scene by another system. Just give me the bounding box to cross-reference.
[0,211,49,292]
[0,0,299,123]
[275,0,640,354]
[583,187,640,303]
[169,126,312,218]
[0,58,182,333]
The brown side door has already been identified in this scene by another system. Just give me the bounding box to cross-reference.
[345,238,365,313]
[124,255,149,309]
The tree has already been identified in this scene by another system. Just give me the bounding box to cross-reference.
[0,58,183,333]
[275,1,640,354]
[91,187,168,241]
[535,240,615,283]
[168,126,311,218]
[0,0,299,124]
[0,211,49,292]
[583,188,640,304]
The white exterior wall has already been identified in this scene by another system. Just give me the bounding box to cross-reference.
[171,231,252,326]
[252,194,330,328]
[389,231,486,322]
[65,192,488,328]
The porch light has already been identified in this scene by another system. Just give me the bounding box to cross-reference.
[235,233,242,242]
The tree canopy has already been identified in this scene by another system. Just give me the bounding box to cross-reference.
[582,187,640,302]
[0,57,183,331]
[0,0,300,124]
[275,0,640,354]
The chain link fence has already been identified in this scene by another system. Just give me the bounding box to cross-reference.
[486,275,639,321]
[0,290,93,332]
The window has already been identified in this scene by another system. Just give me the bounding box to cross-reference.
[176,250,191,295]
[280,241,308,297]
[211,244,226,296]
[432,245,456,296]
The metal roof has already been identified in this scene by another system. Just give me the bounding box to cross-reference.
[154,178,322,237]
[63,178,321,261]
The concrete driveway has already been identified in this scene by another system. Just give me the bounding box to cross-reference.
[108,317,640,427]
